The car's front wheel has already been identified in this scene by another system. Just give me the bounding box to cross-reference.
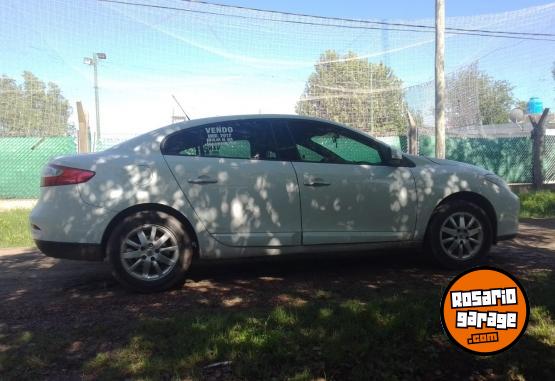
[426,200,492,269]
[107,210,193,292]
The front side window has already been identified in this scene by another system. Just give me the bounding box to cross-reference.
[288,121,384,165]
[162,119,278,160]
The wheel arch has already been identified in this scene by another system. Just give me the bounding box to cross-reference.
[427,191,498,244]
[101,203,200,259]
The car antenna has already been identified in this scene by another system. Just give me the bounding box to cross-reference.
[171,94,191,121]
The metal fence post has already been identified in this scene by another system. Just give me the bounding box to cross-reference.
[407,110,418,155]
[76,101,89,153]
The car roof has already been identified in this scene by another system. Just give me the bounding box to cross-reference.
[157,113,371,138]
[166,114,341,129]
[108,114,372,154]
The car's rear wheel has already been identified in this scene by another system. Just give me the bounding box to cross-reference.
[426,200,492,269]
[107,210,193,292]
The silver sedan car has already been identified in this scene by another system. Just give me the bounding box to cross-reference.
[30,115,519,292]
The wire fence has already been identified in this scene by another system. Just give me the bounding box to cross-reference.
[1,0,554,198]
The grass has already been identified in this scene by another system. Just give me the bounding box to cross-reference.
[1,272,555,380]
[519,190,555,218]
[0,208,33,248]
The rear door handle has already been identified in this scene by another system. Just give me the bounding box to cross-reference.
[304,178,330,187]
[187,175,218,185]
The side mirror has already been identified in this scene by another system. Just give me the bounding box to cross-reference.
[389,148,403,164]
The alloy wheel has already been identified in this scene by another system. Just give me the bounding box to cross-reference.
[120,224,179,281]
[439,212,484,261]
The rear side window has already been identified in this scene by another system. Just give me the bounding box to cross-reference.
[162,119,278,160]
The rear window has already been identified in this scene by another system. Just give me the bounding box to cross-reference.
[161,119,278,160]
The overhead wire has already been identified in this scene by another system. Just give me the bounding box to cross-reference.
[98,0,555,42]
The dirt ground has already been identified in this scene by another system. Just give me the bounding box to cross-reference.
[1,219,553,331]
[0,218,554,379]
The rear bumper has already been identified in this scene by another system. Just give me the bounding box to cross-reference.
[35,240,104,261]
[30,183,116,245]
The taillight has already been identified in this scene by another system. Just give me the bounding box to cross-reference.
[41,164,95,187]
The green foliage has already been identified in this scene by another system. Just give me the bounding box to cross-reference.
[0,71,71,136]
[0,208,33,248]
[516,99,529,114]
[519,191,555,218]
[296,50,406,135]
[446,63,515,126]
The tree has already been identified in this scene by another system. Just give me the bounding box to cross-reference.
[446,64,514,127]
[0,71,71,136]
[516,99,528,114]
[296,50,406,135]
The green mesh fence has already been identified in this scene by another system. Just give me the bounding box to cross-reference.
[0,134,553,199]
[0,137,76,198]
[418,135,535,184]
[545,135,555,184]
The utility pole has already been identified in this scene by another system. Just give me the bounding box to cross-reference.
[435,0,446,158]
[93,59,100,141]
[369,70,374,134]
[530,108,550,189]
[83,53,106,149]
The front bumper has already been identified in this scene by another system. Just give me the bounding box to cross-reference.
[35,240,104,261]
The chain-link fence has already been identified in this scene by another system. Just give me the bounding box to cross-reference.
[0,137,76,198]
[1,0,554,198]
[546,134,555,183]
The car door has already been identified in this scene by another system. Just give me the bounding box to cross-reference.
[287,119,417,245]
[162,118,301,247]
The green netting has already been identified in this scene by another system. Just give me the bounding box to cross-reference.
[0,134,553,199]
[418,135,534,183]
[376,136,407,152]
[0,137,76,198]
[545,136,555,183]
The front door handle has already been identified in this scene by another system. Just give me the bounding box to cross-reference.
[187,175,218,185]
[304,178,330,187]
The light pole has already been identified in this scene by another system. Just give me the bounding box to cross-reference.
[83,53,106,149]
[435,0,445,159]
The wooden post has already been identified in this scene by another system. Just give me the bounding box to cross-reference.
[530,108,549,189]
[76,101,89,153]
[407,109,418,155]
[435,0,446,159]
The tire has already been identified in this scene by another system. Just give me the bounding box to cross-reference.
[425,200,492,269]
[107,210,193,293]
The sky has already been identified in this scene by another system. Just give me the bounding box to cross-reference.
[1,0,554,138]
[215,0,555,18]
